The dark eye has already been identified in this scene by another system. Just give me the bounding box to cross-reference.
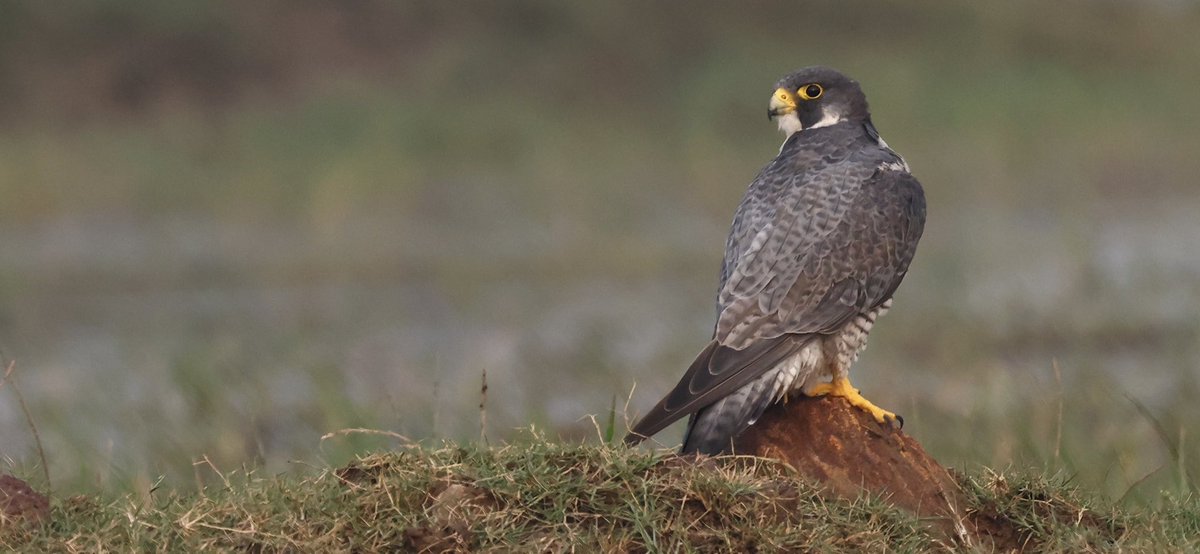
[798,83,823,100]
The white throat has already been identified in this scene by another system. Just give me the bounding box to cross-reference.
[775,112,803,136]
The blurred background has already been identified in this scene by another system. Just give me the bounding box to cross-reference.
[1,1,1198,503]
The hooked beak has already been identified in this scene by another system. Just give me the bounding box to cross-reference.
[767,87,797,120]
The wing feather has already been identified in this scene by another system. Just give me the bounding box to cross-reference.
[718,163,924,348]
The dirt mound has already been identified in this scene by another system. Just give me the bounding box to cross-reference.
[732,395,1018,549]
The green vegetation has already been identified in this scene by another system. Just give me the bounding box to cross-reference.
[4,438,1198,551]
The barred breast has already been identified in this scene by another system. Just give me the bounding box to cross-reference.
[766,297,894,404]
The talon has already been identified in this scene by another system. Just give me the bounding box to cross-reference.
[808,377,902,428]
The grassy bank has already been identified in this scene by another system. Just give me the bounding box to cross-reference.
[4,438,1198,552]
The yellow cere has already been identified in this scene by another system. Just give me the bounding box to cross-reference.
[772,87,796,107]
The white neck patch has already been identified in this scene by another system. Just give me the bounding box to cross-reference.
[777,109,844,139]
[808,109,843,129]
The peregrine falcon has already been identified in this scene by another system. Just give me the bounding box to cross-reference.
[625,67,926,455]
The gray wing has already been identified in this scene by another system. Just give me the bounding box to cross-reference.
[625,158,925,448]
[717,161,925,347]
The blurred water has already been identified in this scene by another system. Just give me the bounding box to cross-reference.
[2,194,1198,491]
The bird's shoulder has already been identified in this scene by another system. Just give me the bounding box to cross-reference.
[728,123,907,247]
[750,124,900,199]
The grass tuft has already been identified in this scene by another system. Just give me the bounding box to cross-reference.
[3,437,1198,551]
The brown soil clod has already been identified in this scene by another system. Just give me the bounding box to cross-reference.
[404,482,494,553]
[0,474,50,526]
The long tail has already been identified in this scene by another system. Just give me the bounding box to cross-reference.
[623,335,805,447]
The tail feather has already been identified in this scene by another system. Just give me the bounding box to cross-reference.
[624,335,806,447]
[681,369,779,454]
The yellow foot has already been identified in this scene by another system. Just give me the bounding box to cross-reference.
[807,377,903,428]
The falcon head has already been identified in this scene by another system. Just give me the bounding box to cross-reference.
[768,66,870,136]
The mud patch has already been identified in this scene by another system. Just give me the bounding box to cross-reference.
[0,475,49,525]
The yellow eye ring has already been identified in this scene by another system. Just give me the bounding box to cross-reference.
[798,83,823,100]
